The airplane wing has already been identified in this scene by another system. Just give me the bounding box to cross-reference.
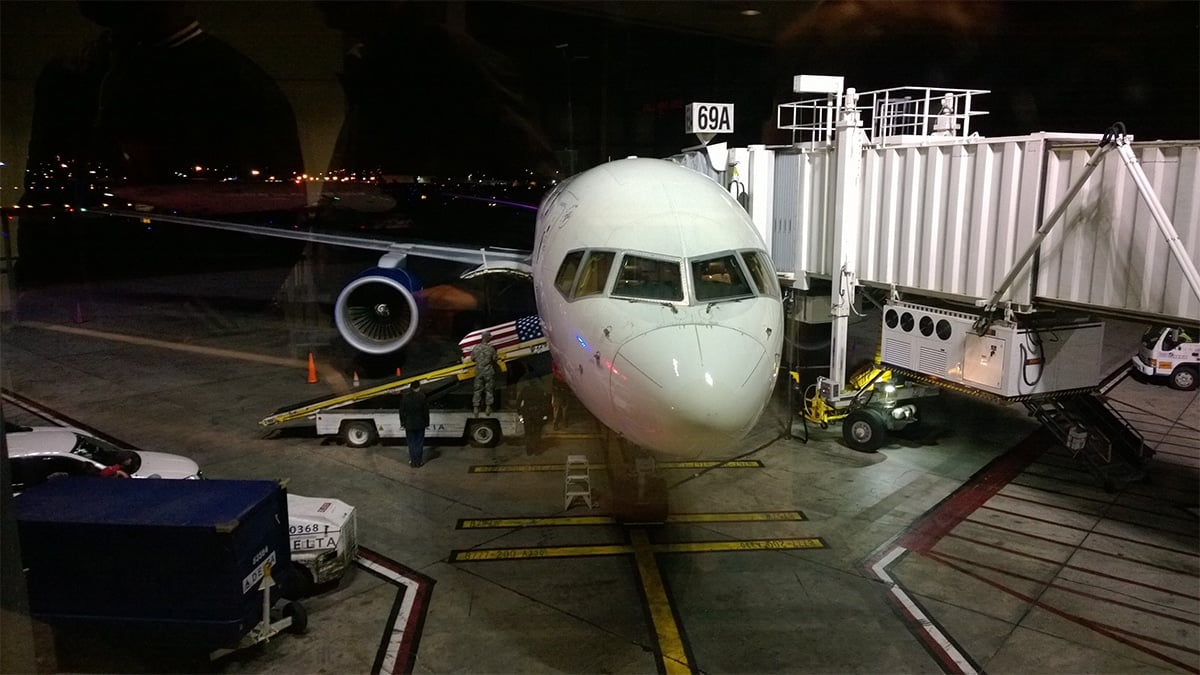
[89,207,536,355]
[90,208,532,269]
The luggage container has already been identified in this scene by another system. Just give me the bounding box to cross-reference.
[14,477,306,655]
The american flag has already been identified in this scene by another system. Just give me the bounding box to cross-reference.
[459,315,544,360]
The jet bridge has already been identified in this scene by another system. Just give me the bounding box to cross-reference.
[673,77,1197,486]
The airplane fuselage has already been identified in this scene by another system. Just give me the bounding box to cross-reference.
[532,158,784,458]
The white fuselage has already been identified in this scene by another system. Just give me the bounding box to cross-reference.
[532,158,784,458]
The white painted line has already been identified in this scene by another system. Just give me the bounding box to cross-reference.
[356,555,421,675]
[870,545,978,675]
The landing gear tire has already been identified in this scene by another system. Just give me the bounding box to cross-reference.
[1168,366,1198,391]
[341,421,379,448]
[467,419,501,448]
[843,408,886,453]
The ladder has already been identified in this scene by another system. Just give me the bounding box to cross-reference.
[1023,393,1152,491]
[259,337,548,427]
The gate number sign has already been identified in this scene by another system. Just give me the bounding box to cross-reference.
[685,102,734,134]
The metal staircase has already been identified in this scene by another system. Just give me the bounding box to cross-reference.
[1023,394,1153,491]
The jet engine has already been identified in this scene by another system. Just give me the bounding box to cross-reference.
[334,268,423,355]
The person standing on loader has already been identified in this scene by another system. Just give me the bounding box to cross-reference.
[470,331,499,415]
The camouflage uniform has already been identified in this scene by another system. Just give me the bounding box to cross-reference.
[470,336,499,414]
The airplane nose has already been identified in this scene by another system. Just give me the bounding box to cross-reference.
[610,324,775,457]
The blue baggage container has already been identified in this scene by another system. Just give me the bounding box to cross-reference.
[14,477,297,649]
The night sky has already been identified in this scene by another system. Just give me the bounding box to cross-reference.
[1,1,1197,189]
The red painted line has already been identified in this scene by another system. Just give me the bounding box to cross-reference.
[898,428,1051,553]
[979,499,1195,540]
[964,509,1200,557]
[942,533,1197,598]
[975,505,1199,556]
[880,589,974,675]
[925,550,1199,671]
[990,492,1109,517]
[1007,480,1117,506]
[931,551,1200,627]
[355,546,436,675]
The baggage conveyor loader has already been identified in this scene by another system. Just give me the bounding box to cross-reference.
[259,337,549,429]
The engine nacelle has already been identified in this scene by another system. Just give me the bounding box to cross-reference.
[334,268,423,355]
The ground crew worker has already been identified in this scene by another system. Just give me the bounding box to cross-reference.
[551,360,571,430]
[401,381,430,468]
[470,331,499,415]
[518,377,552,455]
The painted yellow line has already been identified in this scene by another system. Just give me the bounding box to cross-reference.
[449,543,631,562]
[665,511,806,524]
[543,432,602,440]
[469,464,583,473]
[469,459,764,473]
[458,516,615,528]
[658,460,763,469]
[630,528,691,675]
[20,321,305,367]
[459,512,807,529]
[657,538,825,554]
[19,321,355,390]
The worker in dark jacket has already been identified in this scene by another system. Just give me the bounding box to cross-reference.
[518,377,552,455]
[401,381,431,467]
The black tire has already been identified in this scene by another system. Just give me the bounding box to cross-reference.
[842,407,887,453]
[341,420,379,448]
[1168,366,1198,391]
[283,600,308,634]
[467,419,501,448]
[280,564,315,599]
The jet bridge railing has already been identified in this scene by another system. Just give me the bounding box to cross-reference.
[777,85,990,147]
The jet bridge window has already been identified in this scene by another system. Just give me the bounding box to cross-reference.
[573,251,615,298]
[741,250,779,299]
[692,254,754,302]
[554,250,585,297]
[612,254,683,302]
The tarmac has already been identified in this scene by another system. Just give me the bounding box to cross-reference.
[1,260,1196,674]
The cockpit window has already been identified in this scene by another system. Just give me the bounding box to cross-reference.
[554,250,585,297]
[612,254,683,302]
[741,250,779,299]
[692,254,753,302]
[573,250,615,298]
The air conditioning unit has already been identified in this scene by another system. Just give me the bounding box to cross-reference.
[879,302,1103,399]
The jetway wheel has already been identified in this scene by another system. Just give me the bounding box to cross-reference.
[468,419,501,448]
[341,420,379,448]
[842,408,886,453]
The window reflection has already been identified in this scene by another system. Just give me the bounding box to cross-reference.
[554,250,585,296]
[692,254,752,301]
[573,251,615,298]
[741,250,779,299]
[613,254,683,301]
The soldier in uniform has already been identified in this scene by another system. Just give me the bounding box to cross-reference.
[470,331,499,415]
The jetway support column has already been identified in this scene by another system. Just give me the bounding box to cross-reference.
[828,90,866,390]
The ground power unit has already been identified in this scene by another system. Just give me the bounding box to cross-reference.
[880,302,1103,399]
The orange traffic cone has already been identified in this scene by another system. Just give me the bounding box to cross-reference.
[307,353,318,384]
[396,367,403,377]
[73,301,86,324]
[352,371,360,387]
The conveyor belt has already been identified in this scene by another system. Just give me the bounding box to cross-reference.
[259,338,548,426]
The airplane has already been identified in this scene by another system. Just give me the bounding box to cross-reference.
[92,158,785,470]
